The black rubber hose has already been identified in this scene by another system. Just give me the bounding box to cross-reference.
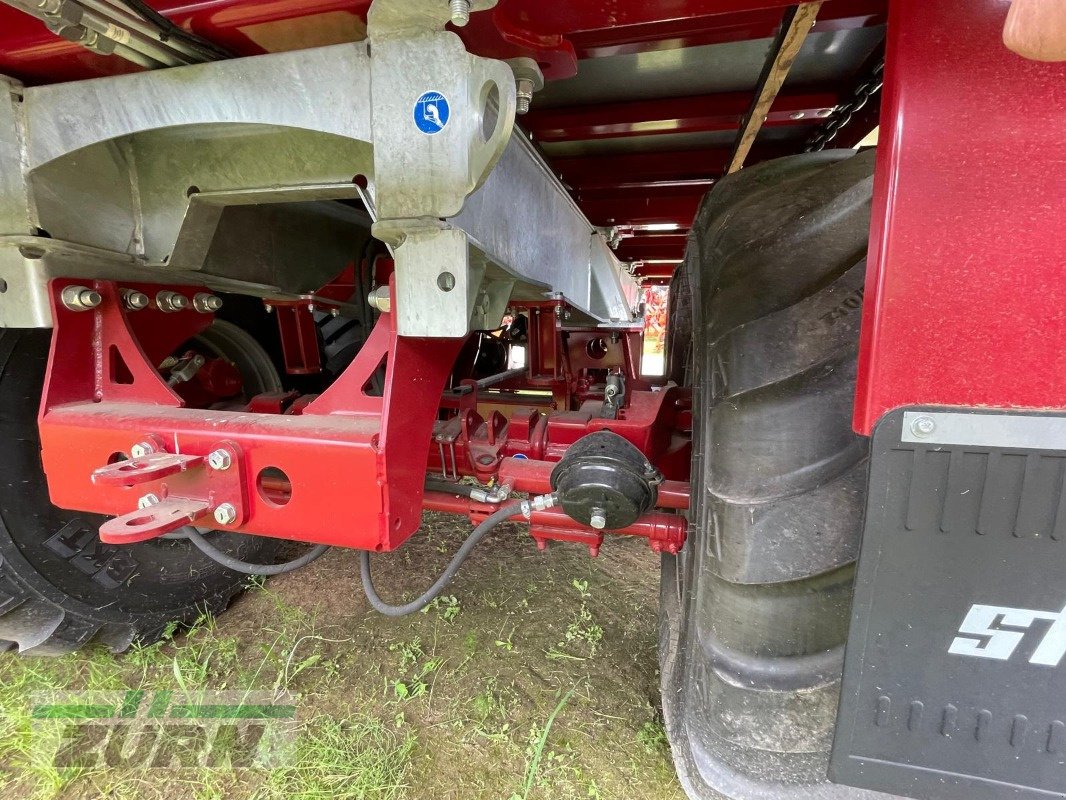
[360,500,524,616]
[424,477,478,498]
[179,528,330,575]
[116,0,236,61]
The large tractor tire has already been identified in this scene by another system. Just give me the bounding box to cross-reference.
[0,328,278,656]
[660,149,877,799]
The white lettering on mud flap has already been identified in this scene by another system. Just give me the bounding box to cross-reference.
[949,603,1066,667]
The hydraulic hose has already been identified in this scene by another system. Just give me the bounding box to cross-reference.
[178,527,331,575]
[360,499,526,617]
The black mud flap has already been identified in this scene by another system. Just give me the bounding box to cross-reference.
[831,407,1066,800]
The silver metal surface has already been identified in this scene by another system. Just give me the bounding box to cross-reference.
[0,0,639,334]
[900,411,1066,451]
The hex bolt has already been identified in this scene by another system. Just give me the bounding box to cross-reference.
[137,493,160,509]
[213,503,237,526]
[156,290,190,313]
[589,507,607,530]
[207,449,232,471]
[448,0,471,27]
[60,285,103,312]
[129,441,155,458]
[121,289,150,311]
[192,292,223,313]
[368,286,391,313]
[910,415,937,437]
[516,77,535,115]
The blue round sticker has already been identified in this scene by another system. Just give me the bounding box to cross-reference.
[413,91,450,134]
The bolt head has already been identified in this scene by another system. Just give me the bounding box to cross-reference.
[911,415,936,437]
[192,293,223,313]
[589,508,607,530]
[130,441,155,458]
[207,449,232,471]
[123,290,150,310]
[137,493,160,509]
[213,503,237,526]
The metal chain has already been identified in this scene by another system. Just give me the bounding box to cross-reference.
[805,60,884,152]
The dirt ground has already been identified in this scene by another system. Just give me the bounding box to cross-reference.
[0,511,687,800]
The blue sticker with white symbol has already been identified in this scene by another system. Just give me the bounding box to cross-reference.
[512,453,529,460]
[413,91,450,134]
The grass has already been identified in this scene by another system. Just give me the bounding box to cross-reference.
[0,513,684,800]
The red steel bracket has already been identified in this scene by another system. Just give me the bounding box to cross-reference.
[39,278,463,551]
[101,499,213,544]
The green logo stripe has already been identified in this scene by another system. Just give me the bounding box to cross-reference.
[32,704,116,719]
[169,704,296,719]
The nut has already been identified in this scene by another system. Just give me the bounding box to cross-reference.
[368,286,391,313]
[207,449,232,471]
[121,289,150,311]
[156,290,190,313]
[213,503,237,526]
[129,441,155,458]
[137,493,160,509]
[192,292,223,313]
[60,285,102,311]
[516,77,535,115]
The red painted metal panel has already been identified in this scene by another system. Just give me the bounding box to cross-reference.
[0,0,885,84]
[526,91,836,142]
[578,191,702,227]
[853,0,1066,433]
[569,1,883,58]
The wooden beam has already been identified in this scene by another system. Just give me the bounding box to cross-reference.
[727,2,824,174]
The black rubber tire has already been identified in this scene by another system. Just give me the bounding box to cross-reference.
[659,150,879,799]
[0,329,278,656]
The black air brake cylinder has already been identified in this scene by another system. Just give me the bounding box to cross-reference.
[549,431,660,530]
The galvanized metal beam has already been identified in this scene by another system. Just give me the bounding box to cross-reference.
[0,0,639,332]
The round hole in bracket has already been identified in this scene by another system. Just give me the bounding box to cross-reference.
[437,272,456,292]
[480,80,500,142]
[186,185,200,197]
[256,466,292,507]
[586,337,608,360]
[107,451,128,464]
